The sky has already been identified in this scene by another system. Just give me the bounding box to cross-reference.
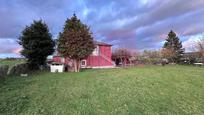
[0,0,204,58]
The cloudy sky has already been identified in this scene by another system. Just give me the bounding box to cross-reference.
[0,0,204,58]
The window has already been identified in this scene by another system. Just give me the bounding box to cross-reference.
[81,60,86,67]
[92,45,99,56]
[61,58,65,63]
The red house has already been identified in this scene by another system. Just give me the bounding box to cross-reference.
[52,41,115,69]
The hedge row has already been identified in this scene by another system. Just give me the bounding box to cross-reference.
[0,63,29,78]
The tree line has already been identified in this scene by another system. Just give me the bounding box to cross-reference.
[113,31,204,65]
[18,14,94,72]
[18,13,204,71]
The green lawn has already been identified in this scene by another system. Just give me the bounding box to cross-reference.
[0,65,204,115]
[0,59,25,67]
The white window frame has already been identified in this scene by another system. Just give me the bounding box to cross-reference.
[81,60,86,67]
[92,45,99,56]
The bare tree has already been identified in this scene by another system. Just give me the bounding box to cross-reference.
[141,50,162,64]
[112,48,132,66]
[161,48,175,63]
[194,37,204,62]
[143,50,161,59]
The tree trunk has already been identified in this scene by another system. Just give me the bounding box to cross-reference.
[74,59,81,72]
[77,59,81,72]
[120,57,123,67]
[73,59,78,72]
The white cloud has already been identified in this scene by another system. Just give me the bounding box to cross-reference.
[183,34,204,52]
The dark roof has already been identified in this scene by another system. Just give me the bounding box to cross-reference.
[94,41,112,46]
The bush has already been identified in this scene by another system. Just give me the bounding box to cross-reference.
[7,63,29,76]
[0,65,9,78]
[139,57,161,65]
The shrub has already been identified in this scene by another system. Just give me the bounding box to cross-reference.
[0,65,9,78]
[7,63,29,76]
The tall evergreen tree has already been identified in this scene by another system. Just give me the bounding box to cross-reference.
[18,20,55,70]
[58,14,95,72]
[163,30,184,63]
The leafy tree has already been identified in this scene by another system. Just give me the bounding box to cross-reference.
[163,30,184,63]
[58,14,95,72]
[18,20,55,70]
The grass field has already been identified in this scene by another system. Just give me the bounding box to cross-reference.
[0,59,25,67]
[0,65,204,115]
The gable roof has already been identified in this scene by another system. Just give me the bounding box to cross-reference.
[94,41,112,46]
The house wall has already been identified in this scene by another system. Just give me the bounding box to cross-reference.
[53,56,70,64]
[52,45,114,68]
[86,45,113,67]
[53,56,61,63]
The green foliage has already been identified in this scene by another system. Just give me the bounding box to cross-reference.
[7,63,29,76]
[18,20,55,70]
[0,66,204,114]
[0,65,9,77]
[163,30,184,63]
[58,14,95,72]
[58,14,94,60]
[0,59,25,67]
[140,50,162,64]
